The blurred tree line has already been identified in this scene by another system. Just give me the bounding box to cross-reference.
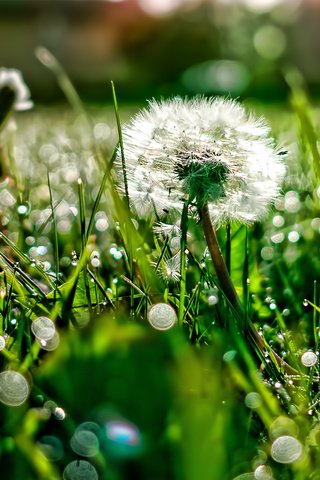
[0,0,319,104]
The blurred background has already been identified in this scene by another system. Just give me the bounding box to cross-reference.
[0,0,319,104]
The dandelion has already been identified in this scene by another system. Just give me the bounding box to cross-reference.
[116,96,295,373]
[0,68,33,131]
[0,68,33,112]
[160,251,182,283]
[117,96,285,225]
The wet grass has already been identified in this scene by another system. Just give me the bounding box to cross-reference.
[1,77,320,479]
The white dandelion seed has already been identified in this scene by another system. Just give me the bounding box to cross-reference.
[117,96,285,225]
[0,68,33,111]
[116,96,294,374]
[162,251,182,283]
[153,221,181,238]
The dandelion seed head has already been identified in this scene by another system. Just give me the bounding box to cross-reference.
[117,96,285,225]
[0,68,33,111]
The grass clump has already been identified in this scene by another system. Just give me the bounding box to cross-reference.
[0,60,320,479]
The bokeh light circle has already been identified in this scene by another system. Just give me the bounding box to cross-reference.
[70,423,100,457]
[31,316,56,341]
[271,435,302,464]
[63,460,98,480]
[301,351,318,368]
[0,370,30,406]
[147,303,177,331]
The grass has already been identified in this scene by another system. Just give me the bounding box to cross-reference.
[1,66,320,479]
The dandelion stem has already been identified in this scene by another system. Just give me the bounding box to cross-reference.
[225,222,231,274]
[199,202,296,375]
[178,201,188,326]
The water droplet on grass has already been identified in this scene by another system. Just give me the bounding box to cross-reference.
[245,392,262,409]
[95,218,109,232]
[63,460,98,480]
[70,423,100,457]
[271,232,285,244]
[113,250,123,260]
[31,316,55,342]
[104,419,143,459]
[301,351,318,368]
[91,257,100,268]
[38,331,60,351]
[269,416,298,440]
[0,335,6,351]
[223,350,237,362]
[54,406,66,420]
[147,303,177,331]
[254,464,273,479]
[272,215,285,227]
[261,247,274,261]
[17,203,30,215]
[37,435,64,461]
[0,371,30,406]
[37,245,47,256]
[208,294,219,305]
[271,435,302,464]
[288,231,300,243]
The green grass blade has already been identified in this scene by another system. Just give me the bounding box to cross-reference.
[111,80,129,208]
[47,171,60,299]
[35,46,89,120]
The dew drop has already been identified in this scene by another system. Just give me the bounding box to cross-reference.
[271,435,302,464]
[223,350,237,362]
[37,245,47,256]
[147,303,177,331]
[17,204,30,215]
[31,316,55,342]
[301,351,318,368]
[113,250,123,260]
[269,416,298,440]
[95,218,109,232]
[245,392,262,409]
[272,215,285,227]
[37,435,64,461]
[254,464,273,480]
[208,294,219,305]
[0,371,30,406]
[38,331,60,351]
[261,247,274,261]
[63,460,98,480]
[91,257,101,268]
[70,422,100,457]
[0,335,6,351]
[288,231,300,243]
[54,406,66,420]
[270,232,285,244]
[311,217,320,230]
